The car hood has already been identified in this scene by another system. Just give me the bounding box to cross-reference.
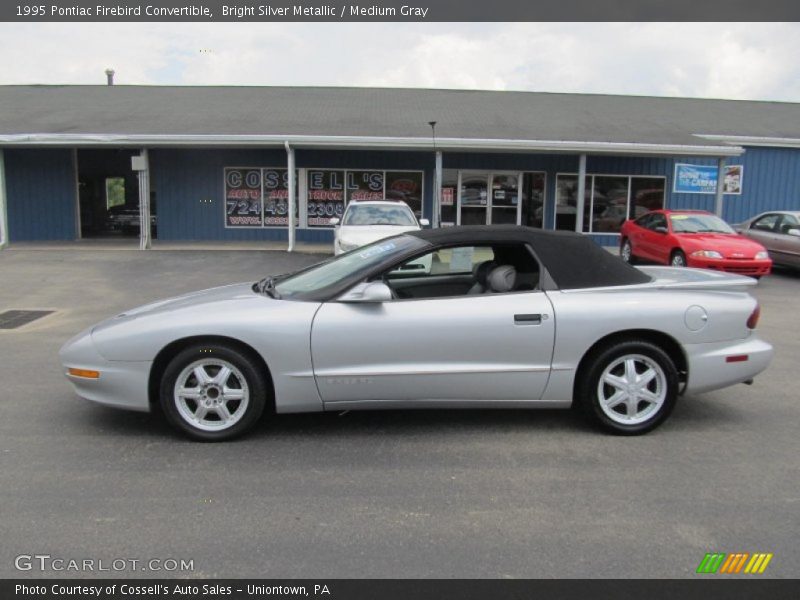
[677,233,766,256]
[93,283,257,332]
[338,225,419,245]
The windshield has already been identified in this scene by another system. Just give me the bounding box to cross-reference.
[670,214,735,234]
[274,235,427,299]
[342,204,417,226]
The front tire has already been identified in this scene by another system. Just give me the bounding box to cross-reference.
[620,239,636,264]
[577,340,678,435]
[160,343,268,441]
[670,250,687,267]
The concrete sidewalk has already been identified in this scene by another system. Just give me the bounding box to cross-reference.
[4,239,333,255]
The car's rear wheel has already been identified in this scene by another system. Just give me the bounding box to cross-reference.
[578,340,678,435]
[160,343,267,441]
[620,239,636,264]
[670,250,687,267]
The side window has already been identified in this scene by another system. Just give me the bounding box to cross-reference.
[383,244,540,300]
[635,214,653,229]
[778,214,799,234]
[648,214,667,231]
[751,214,780,232]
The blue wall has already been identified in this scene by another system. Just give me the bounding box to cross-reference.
[4,146,799,244]
[5,149,76,241]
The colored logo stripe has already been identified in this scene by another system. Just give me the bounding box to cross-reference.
[697,552,773,574]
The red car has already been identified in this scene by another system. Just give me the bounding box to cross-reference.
[620,209,772,277]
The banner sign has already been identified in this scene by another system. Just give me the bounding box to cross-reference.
[673,164,744,195]
[225,168,263,227]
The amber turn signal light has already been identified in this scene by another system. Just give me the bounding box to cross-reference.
[67,368,100,379]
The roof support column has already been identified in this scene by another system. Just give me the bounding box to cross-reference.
[433,150,442,228]
[135,149,151,250]
[714,157,725,218]
[575,153,587,233]
[0,150,8,249]
[285,141,296,252]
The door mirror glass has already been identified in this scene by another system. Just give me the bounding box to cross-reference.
[654,226,668,234]
[419,218,430,227]
[787,228,800,237]
[329,217,340,226]
[338,281,393,303]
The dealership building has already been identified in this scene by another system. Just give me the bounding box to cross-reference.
[0,84,799,250]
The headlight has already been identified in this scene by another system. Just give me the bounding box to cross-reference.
[755,251,769,260]
[691,250,723,259]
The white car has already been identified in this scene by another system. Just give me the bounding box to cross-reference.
[331,201,429,255]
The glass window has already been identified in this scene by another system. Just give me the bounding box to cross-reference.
[347,171,384,202]
[460,171,489,226]
[591,176,629,233]
[307,170,346,227]
[491,174,519,225]
[105,177,125,210]
[779,214,800,232]
[521,172,545,228]
[555,175,590,231]
[342,203,416,226]
[751,214,780,232]
[440,169,458,227]
[647,213,668,231]
[630,178,665,220]
[262,168,298,227]
[386,171,423,217]
[669,213,734,234]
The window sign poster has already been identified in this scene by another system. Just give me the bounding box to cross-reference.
[673,164,719,194]
[225,168,263,226]
[262,168,299,226]
[723,165,743,195]
[347,171,384,202]
[307,170,346,227]
[385,171,423,215]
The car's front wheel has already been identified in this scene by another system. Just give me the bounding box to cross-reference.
[670,250,687,267]
[160,343,268,441]
[620,239,636,264]
[578,340,678,435]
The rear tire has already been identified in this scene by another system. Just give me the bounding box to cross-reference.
[670,250,687,267]
[577,340,678,435]
[160,343,268,441]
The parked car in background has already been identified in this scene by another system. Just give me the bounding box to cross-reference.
[106,205,157,236]
[331,200,429,255]
[60,226,772,441]
[620,209,772,277]
[734,211,800,269]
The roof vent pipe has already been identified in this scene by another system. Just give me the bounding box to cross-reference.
[105,69,115,86]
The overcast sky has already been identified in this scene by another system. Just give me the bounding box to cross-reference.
[2,22,799,102]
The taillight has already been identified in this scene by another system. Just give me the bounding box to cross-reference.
[746,304,761,329]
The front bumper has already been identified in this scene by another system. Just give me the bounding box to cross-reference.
[59,329,152,412]
[687,256,772,277]
[684,335,773,395]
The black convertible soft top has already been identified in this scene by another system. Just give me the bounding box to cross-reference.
[409,226,652,290]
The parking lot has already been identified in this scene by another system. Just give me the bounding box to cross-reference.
[0,246,798,579]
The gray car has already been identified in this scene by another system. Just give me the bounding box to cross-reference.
[60,226,772,441]
[735,210,800,269]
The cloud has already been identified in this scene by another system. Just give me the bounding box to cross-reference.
[1,22,799,101]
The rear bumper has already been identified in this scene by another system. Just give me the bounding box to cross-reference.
[686,256,772,276]
[684,336,773,395]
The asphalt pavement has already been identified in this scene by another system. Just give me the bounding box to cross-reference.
[0,246,797,579]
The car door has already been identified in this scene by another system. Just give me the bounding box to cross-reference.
[771,214,800,267]
[744,213,781,249]
[310,245,556,407]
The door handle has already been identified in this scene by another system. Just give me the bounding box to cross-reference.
[514,313,542,324]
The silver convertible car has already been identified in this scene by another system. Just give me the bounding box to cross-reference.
[60,226,773,441]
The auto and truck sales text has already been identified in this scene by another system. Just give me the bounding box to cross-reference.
[16,4,431,18]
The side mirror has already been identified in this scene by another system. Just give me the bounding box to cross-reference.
[419,218,430,227]
[787,228,800,237]
[338,281,393,303]
[329,217,340,226]
[654,226,668,234]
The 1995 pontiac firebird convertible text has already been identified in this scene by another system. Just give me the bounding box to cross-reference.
[60,226,773,441]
